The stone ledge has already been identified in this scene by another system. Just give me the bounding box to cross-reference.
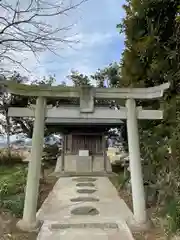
[50,222,119,230]
[51,171,114,178]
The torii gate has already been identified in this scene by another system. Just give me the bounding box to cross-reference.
[0,81,169,231]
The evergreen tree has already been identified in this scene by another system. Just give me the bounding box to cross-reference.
[118,0,180,200]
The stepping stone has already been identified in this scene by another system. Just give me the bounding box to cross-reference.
[70,197,99,202]
[77,189,96,194]
[76,182,95,187]
[71,206,99,216]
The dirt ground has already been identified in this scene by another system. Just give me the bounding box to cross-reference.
[119,189,166,240]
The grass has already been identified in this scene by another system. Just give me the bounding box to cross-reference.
[0,164,57,240]
[0,165,27,217]
[159,198,180,237]
[109,171,129,190]
[0,147,57,219]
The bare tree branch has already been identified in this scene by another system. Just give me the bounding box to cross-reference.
[0,0,87,71]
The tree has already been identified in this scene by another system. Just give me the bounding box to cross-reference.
[67,70,91,86]
[68,63,121,88]
[92,64,127,146]
[0,72,27,156]
[92,62,121,88]
[0,0,86,71]
[118,0,180,205]
[0,73,60,139]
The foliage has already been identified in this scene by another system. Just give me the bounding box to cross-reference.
[92,62,121,88]
[118,0,180,235]
[161,198,180,236]
[0,72,31,137]
[0,149,23,165]
[67,63,121,88]
[0,72,27,135]
[2,194,25,218]
[42,143,60,165]
[109,172,128,189]
[0,74,59,137]
[68,70,91,86]
[0,165,27,217]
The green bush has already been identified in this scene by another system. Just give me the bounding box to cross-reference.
[161,198,180,236]
[0,149,23,165]
[0,165,27,217]
[109,172,129,189]
[42,144,60,166]
[0,168,27,198]
[2,194,25,217]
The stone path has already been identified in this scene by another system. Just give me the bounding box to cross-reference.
[37,177,135,239]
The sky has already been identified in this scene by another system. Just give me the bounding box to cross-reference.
[1,0,126,85]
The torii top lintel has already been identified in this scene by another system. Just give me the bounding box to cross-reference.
[0,81,170,99]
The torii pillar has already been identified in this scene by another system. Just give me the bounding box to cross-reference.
[126,98,147,226]
[17,97,46,231]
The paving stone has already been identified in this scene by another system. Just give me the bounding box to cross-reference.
[76,182,95,187]
[71,206,99,216]
[70,197,99,202]
[77,188,97,194]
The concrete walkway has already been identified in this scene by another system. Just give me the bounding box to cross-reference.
[37,177,135,239]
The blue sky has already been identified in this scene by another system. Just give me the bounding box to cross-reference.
[6,0,126,84]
